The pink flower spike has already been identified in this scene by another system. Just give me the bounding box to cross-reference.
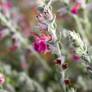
[71,3,81,14]
[0,73,5,85]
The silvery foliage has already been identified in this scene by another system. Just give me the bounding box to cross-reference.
[62,30,91,63]
[37,0,57,41]
[17,72,44,92]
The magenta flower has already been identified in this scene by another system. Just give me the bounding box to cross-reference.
[72,54,80,61]
[0,73,5,85]
[33,39,48,53]
[0,28,9,40]
[71,3,81,14]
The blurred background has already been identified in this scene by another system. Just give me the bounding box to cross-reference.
[0,0,92,92]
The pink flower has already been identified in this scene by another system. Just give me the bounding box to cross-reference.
[0,73,5,85]
[38,23,48,31]
[71,3,81,14]
[76,0,86,8]
[0,28,9,40]
[36,13,46,23]
[40,32,52,41]
[72,54,80,61]
[32,32,52,42]
[7,1,13,9]
[33,39,48,53]
[2,0,13,9]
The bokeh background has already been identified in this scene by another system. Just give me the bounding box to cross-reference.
[0,0,92,92]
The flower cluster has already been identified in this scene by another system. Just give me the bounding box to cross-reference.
[32,1,57,53]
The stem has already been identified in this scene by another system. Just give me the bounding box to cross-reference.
[44,0,66,91]
[72,15,89,45]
